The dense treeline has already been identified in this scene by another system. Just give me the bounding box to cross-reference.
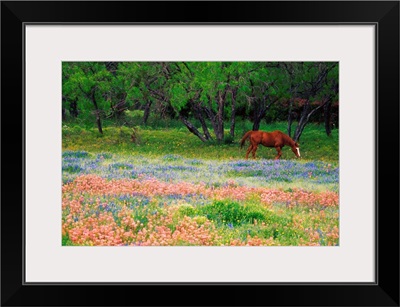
[62,61,338,142]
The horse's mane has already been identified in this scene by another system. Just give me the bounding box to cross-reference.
[284,132,298,146]
[273,130,296,147]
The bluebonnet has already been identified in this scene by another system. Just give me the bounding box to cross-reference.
[62,151,338,190]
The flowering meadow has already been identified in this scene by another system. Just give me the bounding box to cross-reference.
[62,150,339,246]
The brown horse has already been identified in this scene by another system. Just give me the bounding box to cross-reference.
[240,130,301,160]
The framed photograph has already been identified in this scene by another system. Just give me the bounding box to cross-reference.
[2,1,399,306]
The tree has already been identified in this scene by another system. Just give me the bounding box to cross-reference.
[103,62,129,121]
[62,62,113,134]
[283,62,339,142]
[166,62,233,143]
[117,62,169,125]
[323,69,339,136]
[225,62,251,139]
[61,61,339,143]
[248,63,289,131]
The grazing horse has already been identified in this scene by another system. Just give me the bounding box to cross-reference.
[240,130,301,160]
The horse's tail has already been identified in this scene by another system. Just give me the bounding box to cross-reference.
[240,131,253,148]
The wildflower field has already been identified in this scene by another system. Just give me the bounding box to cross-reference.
[62,125,339,246]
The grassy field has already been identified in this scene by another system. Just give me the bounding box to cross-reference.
[62,121,339,162]
[62,122,339,246]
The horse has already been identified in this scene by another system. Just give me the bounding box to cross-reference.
[240,130,301,160]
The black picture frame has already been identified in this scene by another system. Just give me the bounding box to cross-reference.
[1,1,399,306]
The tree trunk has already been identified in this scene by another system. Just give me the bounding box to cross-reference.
[62,95,67,121]
[194,105,212,140]
[293,101,310,142]
[203,107,219,138]
[179,115,207,142]
[198,115,213,140]
[215,90,226,143]
[203,94,224,143]
[91,89,103,134]
[252,97,277,131]
[324,100,332,136]
[293,120,307,142]
[293,99,325,142]
[287,99,294,137]
[230,88,237,138]
[143,100,152,125]
[252,117,261,131]
[252,98,266,131]
[95,110,103,134]
[70,99,78,118]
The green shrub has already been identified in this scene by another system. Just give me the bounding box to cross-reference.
[199,200,269,226]
[126,109,145,119]
[62,234,73,246]
[224,135,235,144]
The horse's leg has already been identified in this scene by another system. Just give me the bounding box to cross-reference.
[245,144,253,159]
[252,144,258,159]
[275,146,282,160]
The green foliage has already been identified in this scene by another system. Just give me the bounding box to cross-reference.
[125,109,144,119]
[62,61,338,144]
[223,134,235,144]
[169,83,188,111]
[177,200,269,226]
[201,201,270,226]
[62,234,73,246]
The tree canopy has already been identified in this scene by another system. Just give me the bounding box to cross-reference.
[62,61,339,142]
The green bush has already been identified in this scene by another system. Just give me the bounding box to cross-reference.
[199,200,269,226]
[224,135,235,144]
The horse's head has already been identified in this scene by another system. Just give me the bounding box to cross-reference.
[291,142,301,158]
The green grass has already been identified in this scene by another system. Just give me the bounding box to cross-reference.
[62,121,338,163]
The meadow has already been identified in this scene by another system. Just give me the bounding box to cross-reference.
[62,121,339,246]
